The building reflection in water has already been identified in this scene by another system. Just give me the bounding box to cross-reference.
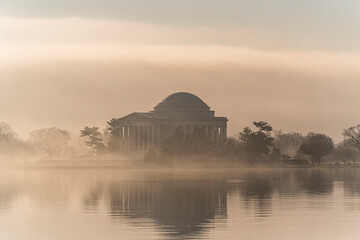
[87,169,347,237]
[106,179,227,238]
[1,169,360,238]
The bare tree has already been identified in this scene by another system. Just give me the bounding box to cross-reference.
[332,140,359,164]
[0,122,26,157]
[29,127,71,160]
[343,125,360,151]
[0,122,16,146]
[274,131,304,158]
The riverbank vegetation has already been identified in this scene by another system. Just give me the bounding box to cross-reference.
[2,120,360,167]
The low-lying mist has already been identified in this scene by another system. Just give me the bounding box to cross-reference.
[1,120,360,169]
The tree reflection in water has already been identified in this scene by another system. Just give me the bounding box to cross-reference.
[1,169,360,239]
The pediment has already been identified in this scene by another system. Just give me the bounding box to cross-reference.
[117,112,155,122]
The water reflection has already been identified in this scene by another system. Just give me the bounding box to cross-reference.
[106,180,227,238]
[0,168,360,239]
[83,183,103,211]
[0,183,18,212]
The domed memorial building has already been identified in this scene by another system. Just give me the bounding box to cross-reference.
[115,92,228,151]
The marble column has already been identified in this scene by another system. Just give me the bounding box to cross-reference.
[218,126,222,142]
[157,125,161,147]
[134,126,138,150]
[124,126,128,151]
[219,127,222,142]
[129,126,133,150]
[128,126,131,150]
[222,126,225,141]
[142,126,145,150]
[128,126,132,151]
[137,126,141,150]
[215,126,220,144]
[210,125,215,141]
[142,126,146,150]
[119,127,123,151]
[131,126,136,150]
[221,126,224,141]
[147,125,151,150]
[132,126,137,150]
[153,126,156,147]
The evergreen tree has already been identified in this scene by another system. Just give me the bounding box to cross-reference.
[239,121,277,163]
[80,126,105,154]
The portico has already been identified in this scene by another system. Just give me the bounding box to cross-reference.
[115,92,228,151]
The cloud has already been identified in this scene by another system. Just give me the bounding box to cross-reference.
[1,17,360,141]
[1,16,360,53]
[0,17,254,45]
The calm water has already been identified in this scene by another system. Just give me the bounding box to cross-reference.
[0,168,359,240]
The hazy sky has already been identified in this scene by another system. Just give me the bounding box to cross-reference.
[1,0,360,141]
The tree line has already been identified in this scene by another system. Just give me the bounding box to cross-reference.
[65,120,360,166]
[158,121,336,166]
[2,119,360,166]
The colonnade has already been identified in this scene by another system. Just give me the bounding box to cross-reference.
[119,124,227,151]
[119,125,160,151]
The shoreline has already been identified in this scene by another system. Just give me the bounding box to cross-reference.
[10,164,360,170]
[3,159,360,170]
